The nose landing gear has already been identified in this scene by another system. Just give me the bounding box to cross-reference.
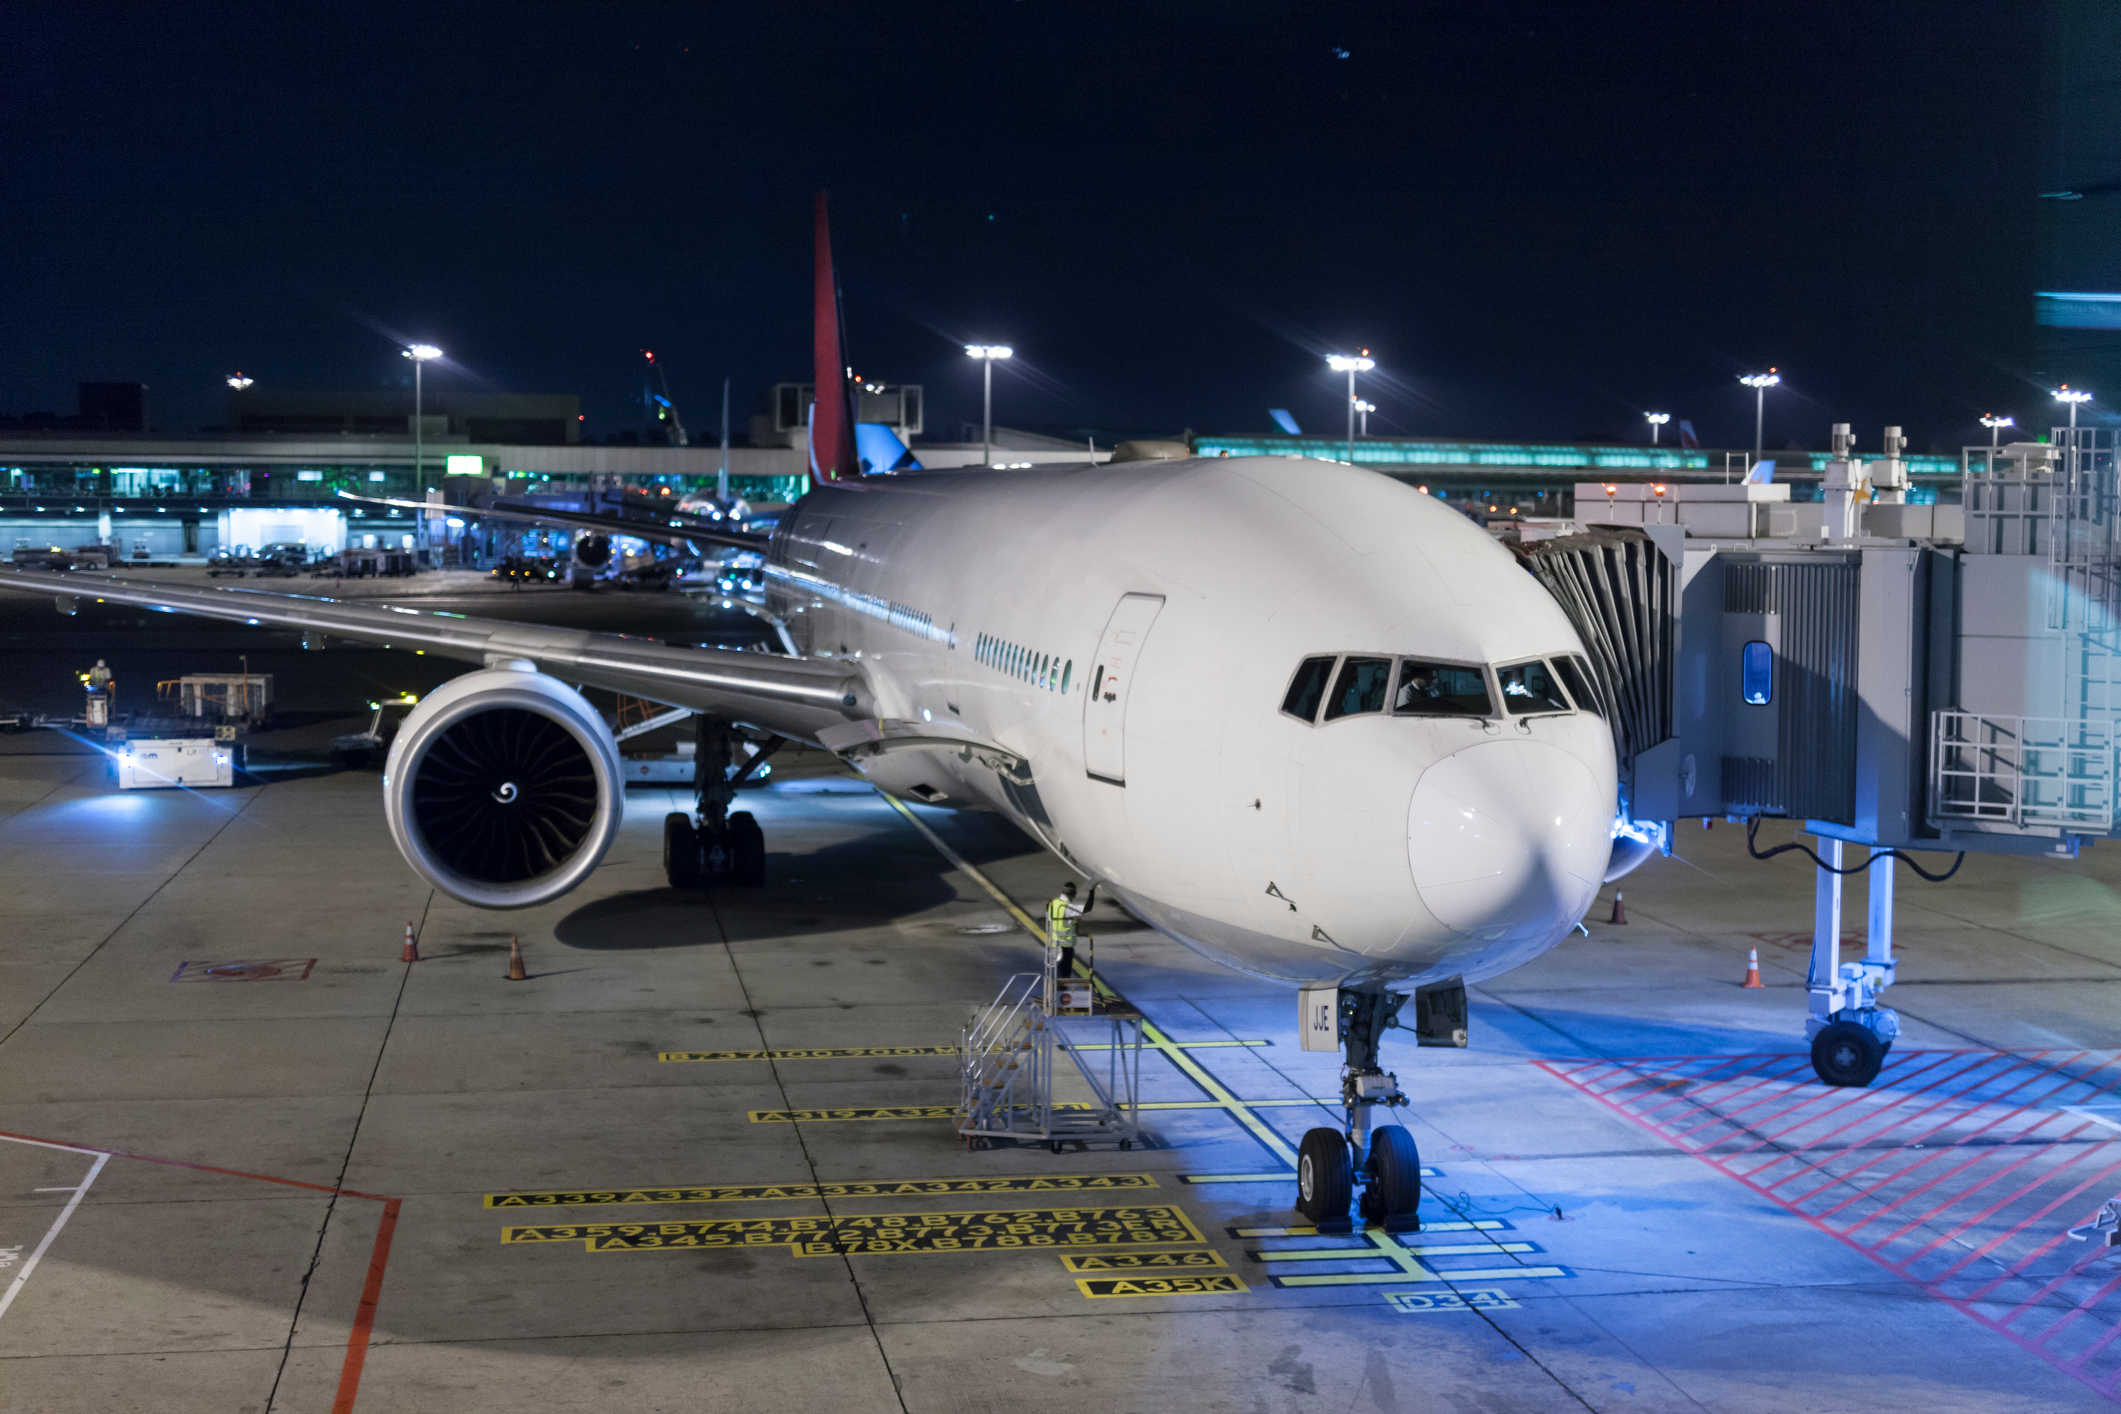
[662,715,779,890]
[1294,983,1461,1233]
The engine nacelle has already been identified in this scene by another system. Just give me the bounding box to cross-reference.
[574,533,611,570]
[381,667,623,909]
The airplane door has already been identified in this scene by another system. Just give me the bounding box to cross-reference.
[1082,593,1165,784]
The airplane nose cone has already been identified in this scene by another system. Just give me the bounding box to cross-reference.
[1408,740,1609,940]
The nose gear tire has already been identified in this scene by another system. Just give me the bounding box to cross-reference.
[1362,1125,1422,1230]
[729,810,766,886]
[1810,1019,1887,1088]
[1296,1127,1352,1227]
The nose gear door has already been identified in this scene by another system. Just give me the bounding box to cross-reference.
[1082,593,1164,784]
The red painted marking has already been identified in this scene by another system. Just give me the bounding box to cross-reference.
[1910,1125,2114,1280]
[1778,1053,2096,1207]
[1641,1055,1815,1132]
[1726,1050,1977,1170]
[1542,1051,2121,1404]
[0,1127,397,1408]
[332,1198,400,1414]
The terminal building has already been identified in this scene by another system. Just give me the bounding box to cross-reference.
[0,396,1983,565]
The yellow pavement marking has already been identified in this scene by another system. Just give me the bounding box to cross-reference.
[659,1046,958,1063]
[1076,1273,1248,1298]
[505,1203,1205,1256]
[484,1173,1156,1208]
[1060,1250,1228,1273]
[659,1042,1266,1062]
[1232,1219,1503,1238]
[1183,1168,1438,1184]
[879,793,1304,1167]
[1255,1242,1534,1262]
[749,1104,1090,1124]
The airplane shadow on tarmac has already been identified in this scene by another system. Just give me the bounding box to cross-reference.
[553,832,992,951]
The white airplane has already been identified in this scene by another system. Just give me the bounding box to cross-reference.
[0,195,1621,1231]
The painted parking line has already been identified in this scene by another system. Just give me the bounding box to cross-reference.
[1386,1288,1519,1313]
[1543,1048,2121,1404]
[0,1136,106,1326]
[0,1128,401,1414]
[1060,1250,1228,1273]
[505,1203,1206,1257]
[1183,1168,1440,1184]
[1077,1272,1248,1298]
[1238,1219,1570,1289]
[485,1173,1158,1208]
[748,1100,1328,1123]
[659,1042,1269,1062]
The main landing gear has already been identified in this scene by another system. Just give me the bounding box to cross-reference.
[1295,980,1465,1233]
[663,715,782,890]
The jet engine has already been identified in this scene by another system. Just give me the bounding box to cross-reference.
[381,667,623,909]
[574,533,611,571]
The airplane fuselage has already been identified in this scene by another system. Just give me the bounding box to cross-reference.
[762,456,1618,991]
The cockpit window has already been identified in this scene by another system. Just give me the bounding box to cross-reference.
[1281,655,1337,723]
[1323,656,1393,721]
[1393,660,1493,717]
[1554,654,1602,718]
[1497,658,1571,715]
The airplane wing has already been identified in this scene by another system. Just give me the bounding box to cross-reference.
[336,492,767,555]
[0,567,865,743]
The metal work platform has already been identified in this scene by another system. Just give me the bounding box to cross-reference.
[957,950,1144,1152]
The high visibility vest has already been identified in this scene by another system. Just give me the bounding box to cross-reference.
[1046,896,1077,946]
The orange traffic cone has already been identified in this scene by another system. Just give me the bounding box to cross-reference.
[506,935,528,982]
[1608,891,1627,926]
[401,922,419,964]
[1741,948,1763,988]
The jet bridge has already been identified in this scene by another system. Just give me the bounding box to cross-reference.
[1533,424,2121,1086]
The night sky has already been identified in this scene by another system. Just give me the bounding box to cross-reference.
[4,3,2091,453]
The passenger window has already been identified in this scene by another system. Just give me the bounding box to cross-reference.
[1280,656,1336,723]
[1743,641,1772,705]
[1554,655,1602,718]
[1497,659,1570,715]
[1323,656,1392,721]
[1392,660,1493,717]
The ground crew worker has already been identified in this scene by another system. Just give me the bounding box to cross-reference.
[86,659,112,692]
[1046,881,1095,977]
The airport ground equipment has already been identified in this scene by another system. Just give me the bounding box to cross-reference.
[157,671,274,726]
[958,939,1143,1152]
[1551,423,2121,1087]
[115,737,236,789]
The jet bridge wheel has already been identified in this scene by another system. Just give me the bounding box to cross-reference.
[663,813,703,890]
[1296,1127,1352,1227]
[1811,1019,1888,1088]
[1359,1125,1422,1228]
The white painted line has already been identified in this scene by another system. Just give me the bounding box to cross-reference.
[0,1150,108,1324]
[2061,1105,2121,1134]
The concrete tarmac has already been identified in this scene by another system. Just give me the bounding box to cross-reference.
[3,602,2121,1410]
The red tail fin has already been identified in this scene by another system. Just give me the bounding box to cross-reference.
[809,191,860,483]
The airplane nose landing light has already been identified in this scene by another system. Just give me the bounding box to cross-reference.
[1408,740,1607,938]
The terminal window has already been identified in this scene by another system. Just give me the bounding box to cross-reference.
[1742,641,1773,705]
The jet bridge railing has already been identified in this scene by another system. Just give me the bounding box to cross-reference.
[1929,710,2119,833]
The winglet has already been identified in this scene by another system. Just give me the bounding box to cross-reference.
[810,192,861,484]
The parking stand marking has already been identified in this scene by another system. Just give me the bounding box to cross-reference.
[505,1203,1206,1257]
[1061,1250,1228,1273]
[486,1173,1157,1208]
[1077,1273,1248,1298]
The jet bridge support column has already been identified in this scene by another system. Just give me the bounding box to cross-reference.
[1805,837,1899,1087]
